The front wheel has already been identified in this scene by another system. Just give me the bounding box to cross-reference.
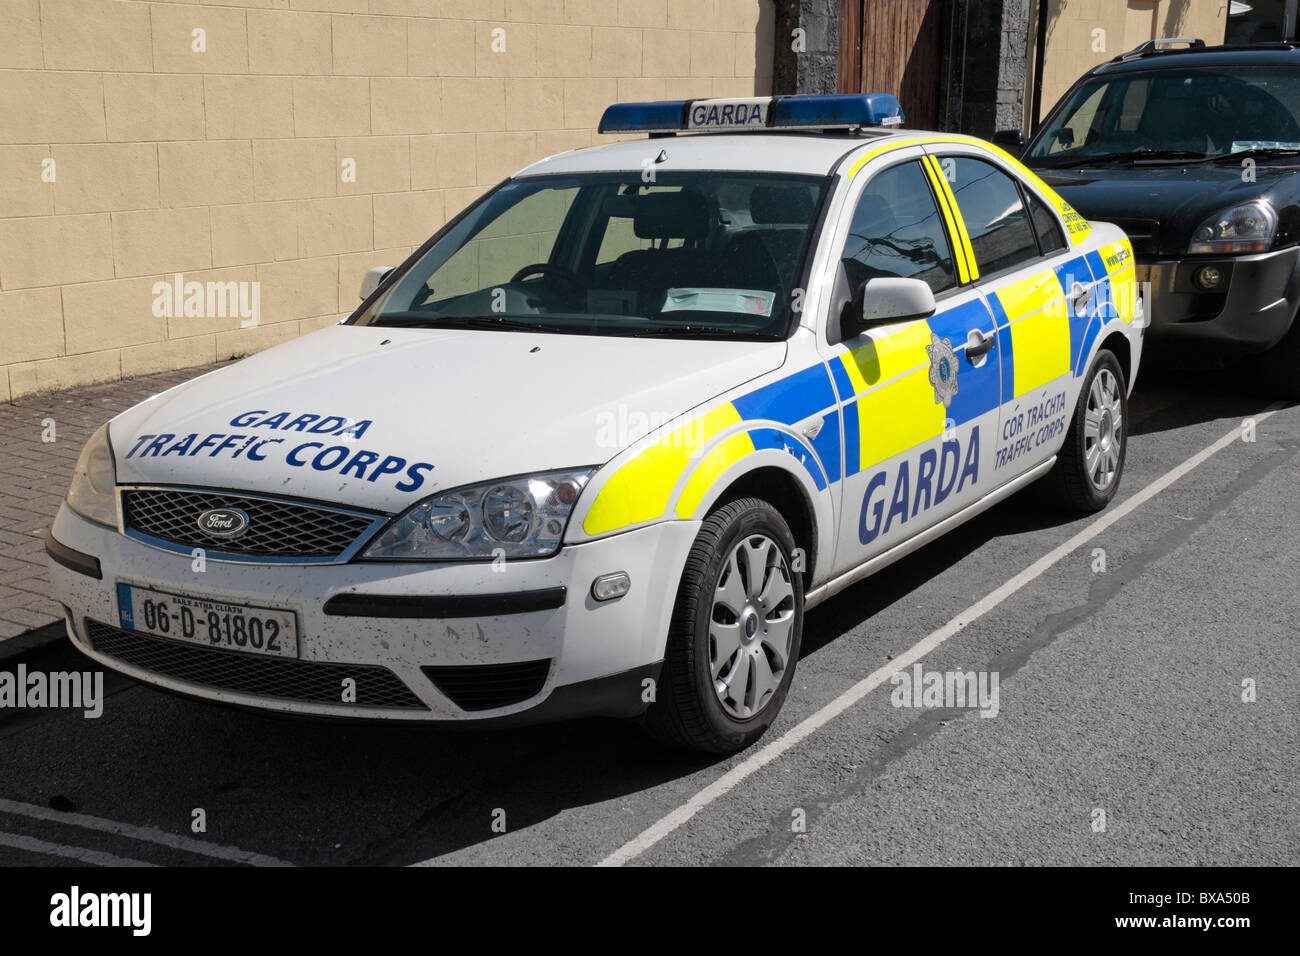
[1042,350,1128,513]
[643,497,804,753]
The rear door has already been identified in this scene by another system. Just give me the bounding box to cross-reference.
[924,146,1096,484]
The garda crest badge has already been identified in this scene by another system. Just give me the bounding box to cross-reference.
[926,333,959,408]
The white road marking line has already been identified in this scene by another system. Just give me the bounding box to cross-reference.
[0,797,294,867]
[598,406,1285,867]
[0,830,155,867]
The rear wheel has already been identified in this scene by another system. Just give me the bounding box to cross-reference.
[643,497,803,753]
[1042,349,1127,512]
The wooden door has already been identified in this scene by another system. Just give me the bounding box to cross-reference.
[838,0,944,128]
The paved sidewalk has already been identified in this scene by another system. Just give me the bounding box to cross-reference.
[0,361,230,641]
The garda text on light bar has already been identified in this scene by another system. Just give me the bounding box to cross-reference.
[687,97,769,131]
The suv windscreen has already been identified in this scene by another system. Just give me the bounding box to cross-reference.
[1027,66,1300,166]
[354,171,831,340]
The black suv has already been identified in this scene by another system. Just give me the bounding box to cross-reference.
[1007,39,1300,396]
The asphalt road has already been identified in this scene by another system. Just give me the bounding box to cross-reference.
[1,368,1297,867]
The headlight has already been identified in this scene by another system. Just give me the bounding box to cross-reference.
[362,468,595,561]
[1188,201,1276,254]
[66,424,118,527]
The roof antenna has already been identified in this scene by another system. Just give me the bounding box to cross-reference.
[654,148,668,163]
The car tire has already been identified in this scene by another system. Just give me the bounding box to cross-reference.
[1043,349,1128,513]
[643,497,804,754]
[1252,314,1300,400]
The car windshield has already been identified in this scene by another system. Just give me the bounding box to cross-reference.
[1027,66,1300,167]
[353,171,830,340]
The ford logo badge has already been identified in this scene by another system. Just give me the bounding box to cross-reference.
[196,508,250,539]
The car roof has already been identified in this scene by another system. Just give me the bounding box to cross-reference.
[1089,42,1300,78]
[514,128,931,178]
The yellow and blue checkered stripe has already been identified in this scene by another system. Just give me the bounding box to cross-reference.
[582,363,840,535]
[584,294,1017,536]
[829,298,1000,477]
[984,236,1136,401]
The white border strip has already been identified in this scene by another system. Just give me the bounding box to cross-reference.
[0,830,154,867]
[598,406,1283,866]
[0,797,294,867]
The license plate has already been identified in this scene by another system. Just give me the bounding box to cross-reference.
[117,584,299,659]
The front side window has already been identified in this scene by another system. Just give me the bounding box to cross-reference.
[354,172,830,340]
[945,157,1039,276]
[840,160,956,296]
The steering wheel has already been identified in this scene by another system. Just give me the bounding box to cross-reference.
[510,262,584,295]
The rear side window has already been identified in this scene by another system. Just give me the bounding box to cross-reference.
[1026,190,1067,254]
[945,157,1039,275]
[840,160,957,295]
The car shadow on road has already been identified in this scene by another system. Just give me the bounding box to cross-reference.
[1128,363,1291,437]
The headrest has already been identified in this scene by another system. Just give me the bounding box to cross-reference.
[633,191,710,239]
[750,185,816,224]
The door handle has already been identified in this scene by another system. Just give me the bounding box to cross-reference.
[965,328,995,360]
[1070,280,1091,315]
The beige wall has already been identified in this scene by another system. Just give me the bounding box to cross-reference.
[1037,0,1228,123]
[0,0,775,402]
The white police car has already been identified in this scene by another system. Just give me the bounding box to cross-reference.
[47,94,1143,753]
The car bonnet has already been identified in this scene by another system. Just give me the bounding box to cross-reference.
[107,324,788,515]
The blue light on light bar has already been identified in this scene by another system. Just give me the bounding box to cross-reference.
[599,100,687,134]
[597,94,906,135]
[770,93,905,129]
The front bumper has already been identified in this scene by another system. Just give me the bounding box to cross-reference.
[1137,246,1300,356]
[47,503,699,723]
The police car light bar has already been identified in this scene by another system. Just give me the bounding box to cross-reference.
[597,93,906,135]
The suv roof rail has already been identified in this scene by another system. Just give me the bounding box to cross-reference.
[1112,37,1206,62]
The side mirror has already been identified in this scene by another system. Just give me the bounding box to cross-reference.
[828,270,938,344]
[991,128,1025,154]
[359,266,395,301]
[845,277,936,338]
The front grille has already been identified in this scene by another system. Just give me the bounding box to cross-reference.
[121,488,380,560]
[423,660,552,711]
[87,621,425,709]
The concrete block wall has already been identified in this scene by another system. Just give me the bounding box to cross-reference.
[0,0,775,401]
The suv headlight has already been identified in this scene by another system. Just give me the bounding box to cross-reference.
[361,468,595,561]
[1188,201,1276,254]
[66,424,118,527]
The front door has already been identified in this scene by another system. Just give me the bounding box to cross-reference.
[824,156,1003,578]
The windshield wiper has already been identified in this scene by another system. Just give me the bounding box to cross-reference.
[1209,147,1300,163]
[371,313,548,331]
[1034,148,1206,169]
[1086,147,1206,166]
[630,325,762,339]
